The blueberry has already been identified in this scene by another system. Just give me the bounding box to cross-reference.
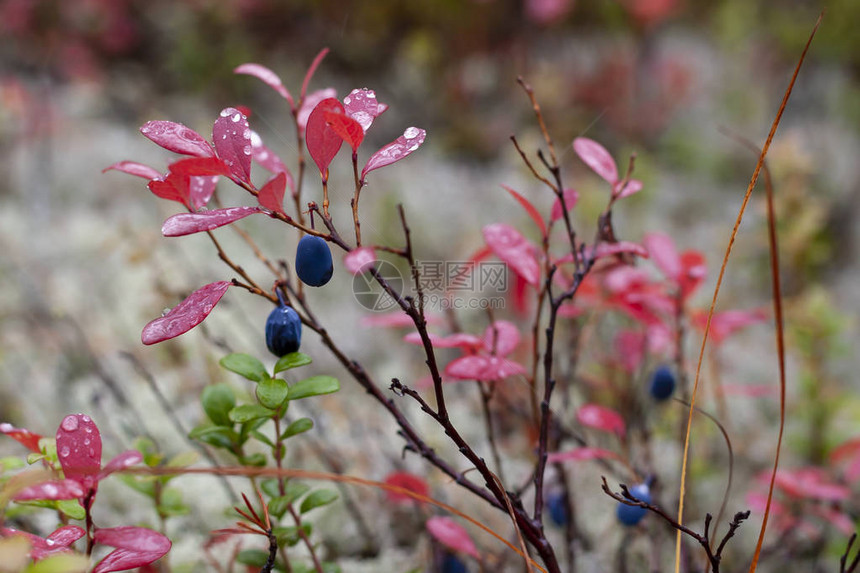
[441,553,468,573]
[546,491,569,526]
[616,483,651,526]
[295,235,333,287]
[649,365,676,401]
[265,304,302,357]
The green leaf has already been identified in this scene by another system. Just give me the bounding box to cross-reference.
[202,383,236,426]
[268,495,290,518]
[26,453,46,465]
[281,417,314,440]
[236,548,269,567]
[189,424,238,450]
[117,474,156,497]
[24,552,89,573]
[157,487,189,517]
[273,524,312,547]
[299,489,338,513]
[261,479,280,498]
[167,451,199,468]
[283,481,311,505]
[249,430,275,448]
[256,376,290,409]
[1,457,25,472]
[274,352,312,374]
[241,452,268,467]
[289,376,339,400]
[220,353,267,382]
[56,499,85,520]
[228,404,274,424]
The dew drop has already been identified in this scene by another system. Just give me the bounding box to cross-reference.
[220,109,230,117]
[83,438,91,446]
[231,113,241,122]
[242,128,251,139]
[84,426,92,433]
[81,415,90,423]
[60,446,70,457]
[343,96,352,104]
[161,308,171,317]
[404,127,420,139]
[88,448,95,457]
[243,145,252,155]
[61,416,79,432]
[45,539,56,546]
[43,484,58,497]
[0,423,12,432]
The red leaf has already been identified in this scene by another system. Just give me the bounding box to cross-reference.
[614,178,643,198]
[212,108,253,184]
[300,48,330,101]
[690,308,768,345]
[482,320,520,356]
[257,172,286,214]
[383,472,429,504]
[0,422,43,453]
[614,330,644,373]
[426,517,479,558]
[325,111,365,152]
[306,98,345,178]
[343,88,385,132]
[14,479,86,501]
[189,176,218,211]
[168,157,231,178]
[361,127,426,179]
[643,232,681,280]
[501,185,547,238]
[482,223,540,286]
[550,188,580,222]
[1,526,85,561]
[141,281,231,345]
[679,250,706,299]
[593,241,649,260]
[161,206,261,237]
[102,161,161,180]
[99,451,143,479]
[403,331,483,351]
[56,414,102,493]
[147,174,190,208]
[547,447,621,464]
[233,63,294,107]
[344,247,376,275]
[140,121,214,158]
[93,527,171,573]
[573,137,618,184]
[576,404,625,437]
[772,469,850,501]
[444,355,526,382]
[250,131,295,194]
[297,88,337,134]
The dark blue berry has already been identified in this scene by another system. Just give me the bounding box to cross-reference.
[265,304,302,357]
[649,365,676,401]
[546,491,569,526]
[441,553,468,573]
[616,483,651,526]
[295,235,333,287]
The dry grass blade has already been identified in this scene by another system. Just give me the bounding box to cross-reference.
[673,11,823,573]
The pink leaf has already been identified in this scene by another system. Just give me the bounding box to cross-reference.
[147,174,190,208]
[426,516,479,559]
[250,131,295,194]
[403,331,483,351]
[482,321,520,356]
[547,447,621,464]
[1,526,85,561]
[306,98,345,178]
[141,281,231,345]
[325,111,365,152]
[212,107,253,184]
[257,172,286,214]
[167,157,231,178]
[343,88,385,132]
[98,451,143,479]
[0,422,43,453]
[576,404,626,437]
[102,161,162,180]
[189,176,219,211]
[614,178,643,198]
[573,137,618,184]
[444,355,526,382]
[361,127,426,179]
[233,63,294,107]
[344,247,376,275]
[614,330,644,373]
[691,308,768,345]
[56,414,102,493]
[300,47,330,101]
[161,206,261,237]
[93,527,171,573]
[679,250,707,299]
[383,472,429,504]
[643,232,681,280]
[14,479,86,501]
[550,188,580,222]
[482,223,540,286]
[501,185,547,238]
[140,121,214,158]
[772,469,851,501]
[830,438,860,464]
[297,88,337,134]
[593,241,649,260]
